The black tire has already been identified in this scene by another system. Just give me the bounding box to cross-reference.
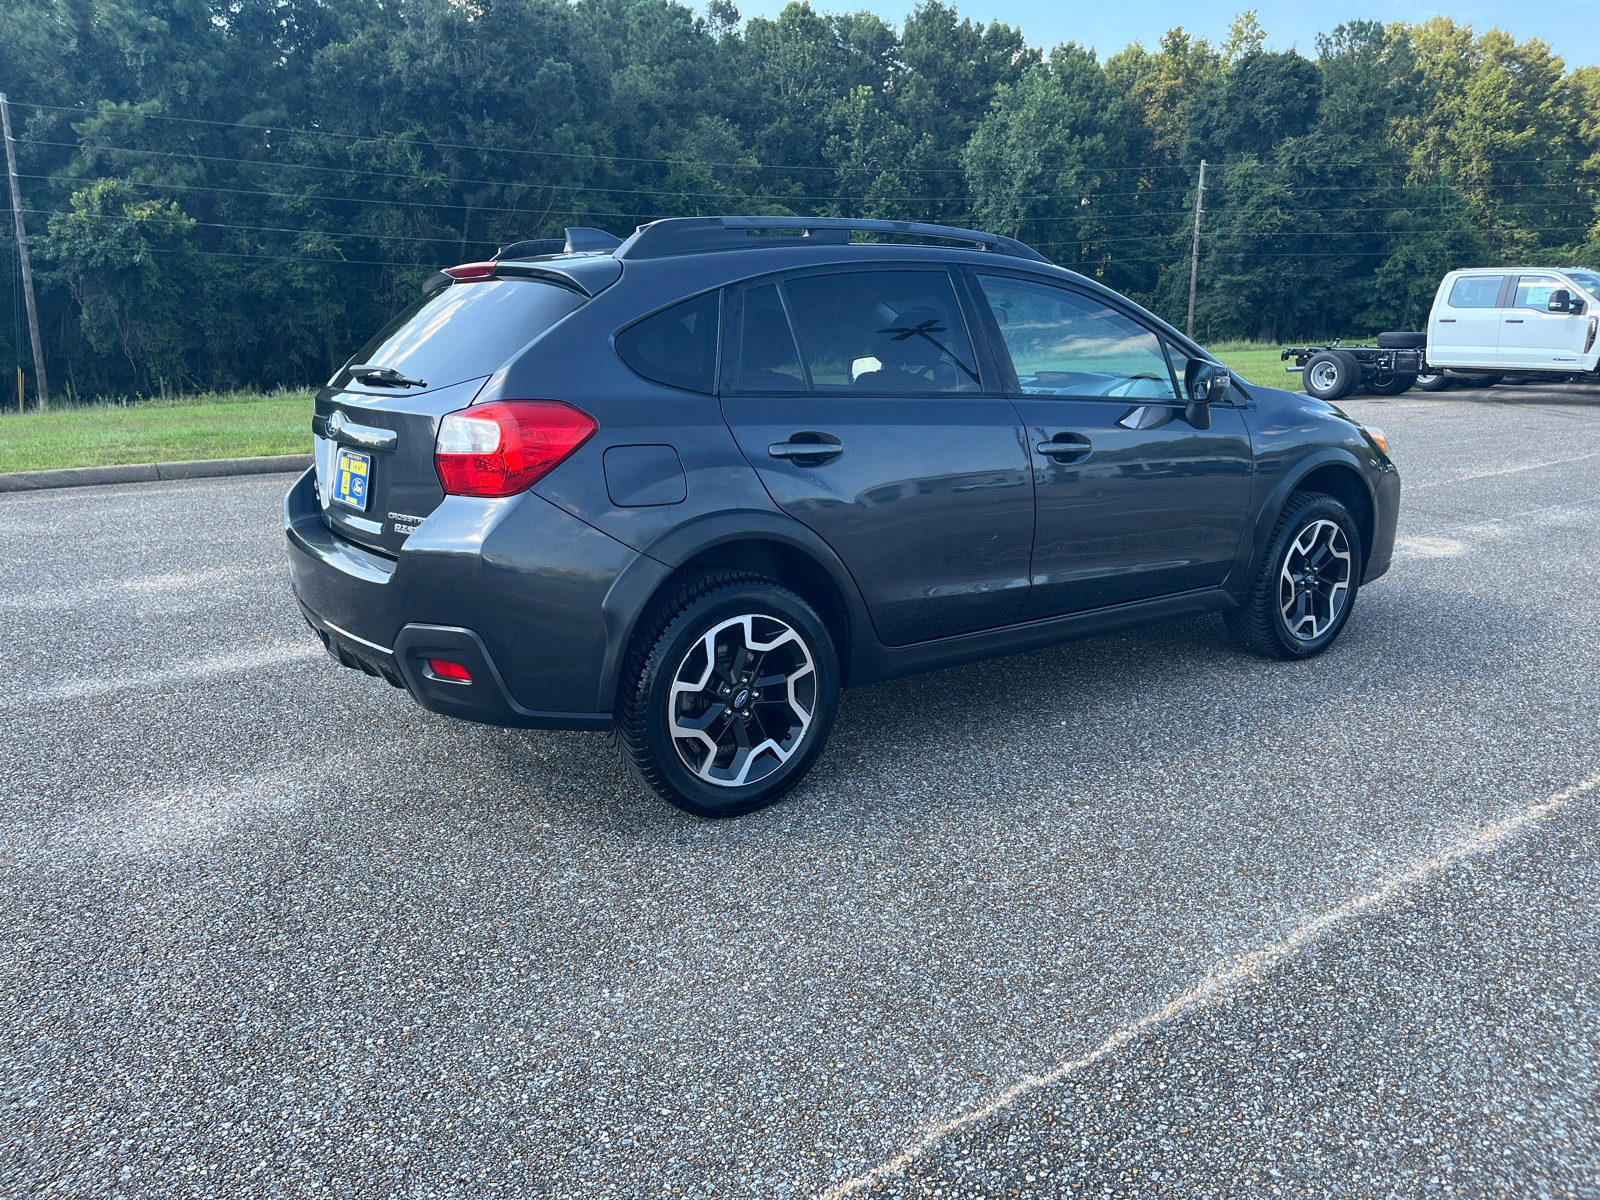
[1414,370,1449,392]
[1362,372,1415,396]
[614,571,840,817]
[1457,374,1502,389]
[1224,492,1363,661]
[1376,332,1427,349]
[1303,350,1362,400]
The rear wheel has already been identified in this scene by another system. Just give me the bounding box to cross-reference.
[1458,374,1502,389]
[1225,492,1363,660]
[1303,350,1362,400]
[1414,370,1449,392]
[614,572,840,817]
[1363,372,1415,396]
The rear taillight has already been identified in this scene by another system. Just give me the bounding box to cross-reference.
[434,400,597,497]
[425,659,472,682]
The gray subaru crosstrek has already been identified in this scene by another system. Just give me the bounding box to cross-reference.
[286,216,1400,816]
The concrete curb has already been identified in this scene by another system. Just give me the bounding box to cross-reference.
[0,454,313,493]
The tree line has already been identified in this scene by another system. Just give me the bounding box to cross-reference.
[1,0,1597,401]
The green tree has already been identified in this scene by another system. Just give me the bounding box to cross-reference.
[46,179,200,392]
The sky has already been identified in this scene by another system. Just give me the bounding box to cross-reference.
[732,0,1598,69]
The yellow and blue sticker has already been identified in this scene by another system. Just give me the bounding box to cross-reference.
[333,448,371,511]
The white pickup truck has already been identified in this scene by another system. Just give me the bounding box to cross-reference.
[1282,267,1600,399]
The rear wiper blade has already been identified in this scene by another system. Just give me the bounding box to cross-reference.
[347,364,426,388]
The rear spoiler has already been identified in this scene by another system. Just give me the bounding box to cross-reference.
[422,227,624,294]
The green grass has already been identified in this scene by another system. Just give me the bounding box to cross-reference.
[0,390,314,473]
[1206,341,1306,391]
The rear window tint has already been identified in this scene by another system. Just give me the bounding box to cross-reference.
[339,280,585,390]
[614,292,720,393]
[1446,276,1503,309]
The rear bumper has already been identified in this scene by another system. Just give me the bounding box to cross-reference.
[284,466,623,730]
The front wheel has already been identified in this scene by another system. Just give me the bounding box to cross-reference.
[614,572,840,817]
[1303,350,1363,400]
[1224,492,1363,660]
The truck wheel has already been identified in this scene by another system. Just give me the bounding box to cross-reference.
[1224,492,1363,661]
[1363,373,1415,396]
[1458,374,1502,390]
[614,571,840,817]
[1303,351,1362,400]
[1415,371,1449,392]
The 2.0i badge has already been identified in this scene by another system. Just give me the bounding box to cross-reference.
[388,511,426,536]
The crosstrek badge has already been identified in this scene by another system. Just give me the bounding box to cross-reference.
[332,448,371,511]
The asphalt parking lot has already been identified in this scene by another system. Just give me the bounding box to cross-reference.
[4,383,1599,1199]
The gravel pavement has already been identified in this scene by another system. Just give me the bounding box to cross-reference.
[2,381,1598,1199]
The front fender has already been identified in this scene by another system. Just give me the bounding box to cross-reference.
[1227,444,1392,593]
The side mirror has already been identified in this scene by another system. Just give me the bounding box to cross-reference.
[1549,289,1574,313]
[1183,360,1230,429]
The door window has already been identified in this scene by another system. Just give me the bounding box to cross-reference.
[783,271,980,393]
[1446,276,1504,309]
[976,275,1177,400]
[1512,276,1564,311]
[729,284,807,392]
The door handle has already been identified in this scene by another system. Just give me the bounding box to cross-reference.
[1505,318,1524,324]
[1437,318,1456,323]
[1035,439,1091,459]
[768,441,843,460]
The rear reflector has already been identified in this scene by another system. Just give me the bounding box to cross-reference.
[425,659,472,682]
[435,400,597,497]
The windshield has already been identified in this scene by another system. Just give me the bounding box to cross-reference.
[1565,271,1600,302]
[334,279,585,391]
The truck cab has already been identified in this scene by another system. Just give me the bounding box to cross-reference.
[1428,268,1600,377]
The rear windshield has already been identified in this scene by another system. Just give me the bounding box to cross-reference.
[335,279,585,390]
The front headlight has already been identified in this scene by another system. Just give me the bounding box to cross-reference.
[1361,425,1389,456]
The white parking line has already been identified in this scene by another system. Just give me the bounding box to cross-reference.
[1,643,323,708]
[0,566,278,611]
[1405,451,1600,491]
[818,773,1600,1199]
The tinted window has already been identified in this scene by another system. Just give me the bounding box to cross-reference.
[615,291,720,393]
[977,275,1177,400]
[731,285,806,392]
[1446,276,1503,309]
[785,271,980,394]
[1512,275,1563,311]
[339,279,585,390]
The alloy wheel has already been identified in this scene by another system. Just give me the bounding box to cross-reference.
[668,613,817,787]
[1278,519,1352,641]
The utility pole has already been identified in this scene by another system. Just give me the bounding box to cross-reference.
[1,93,48,411]
[1186,159,1206,341]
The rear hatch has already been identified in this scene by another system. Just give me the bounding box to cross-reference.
[314,275,591,554]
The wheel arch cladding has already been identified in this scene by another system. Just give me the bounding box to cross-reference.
[670,539,855,682]
[1289,462,1374,571]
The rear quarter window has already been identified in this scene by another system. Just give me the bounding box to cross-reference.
[340,280,586,390]
[614,292,720,394]
[1446,276,1503,309]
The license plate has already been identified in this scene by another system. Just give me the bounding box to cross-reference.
[333,448,372,511]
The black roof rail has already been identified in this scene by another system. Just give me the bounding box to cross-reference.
[615,216,1050,263]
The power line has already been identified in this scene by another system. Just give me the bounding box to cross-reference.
[17,100,1599,178]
